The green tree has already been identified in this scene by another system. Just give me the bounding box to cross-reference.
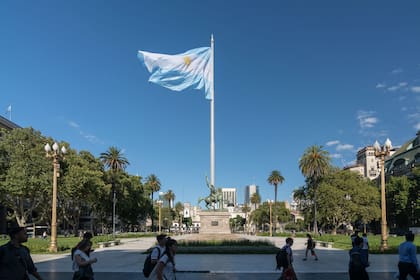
[100,146,129,234]
[273,202,291,224]
[267,170,285,203]
[174,201,184,227]
[410,167,420,226]
[316,170,380,234]
[242,204,251,233]
[117,174,151,231]
[0,128,50,226]
[144,174,161,230]
[299,145,331,234]
[250,192,261,210]
[386,174,419,229]
[145,174,161,202]
[60,149,104,235]
[164,189,175,208]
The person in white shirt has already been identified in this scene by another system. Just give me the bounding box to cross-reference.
[151,234,167,266]
[149,238,178,280]
[72,239,97,280]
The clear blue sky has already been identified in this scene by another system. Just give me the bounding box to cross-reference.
[1,1,420,206]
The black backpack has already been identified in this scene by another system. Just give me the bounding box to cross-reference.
[276,248,288,270]
[143,247,161,277]
[309,239,316,249]
[349,251,363,272]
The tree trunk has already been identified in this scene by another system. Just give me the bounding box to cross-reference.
[313,188,318,234]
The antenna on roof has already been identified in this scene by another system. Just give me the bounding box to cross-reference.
[5,105,12,121]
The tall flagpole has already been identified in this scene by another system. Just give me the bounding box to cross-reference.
[210,34,215,187]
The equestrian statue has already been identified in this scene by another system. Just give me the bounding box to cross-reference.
[198,176,223,210]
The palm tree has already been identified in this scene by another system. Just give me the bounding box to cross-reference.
[250,192,261,210]
[145,174,161,231]
[164,189,175,208]
[299,145,331,234]
[145,174,161,201]
[242,205,251,233]
[267,170,285,203]
[174,202,184,229]
[99,146,129,236]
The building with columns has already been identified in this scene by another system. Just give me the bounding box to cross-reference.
[221,188,237,208]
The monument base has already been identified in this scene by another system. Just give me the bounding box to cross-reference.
[199,211,231,234]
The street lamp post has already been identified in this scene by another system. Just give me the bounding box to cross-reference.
[44,142,66,253]
[373,138,392,251]
[157,200,163,233]
[267,199,273,237]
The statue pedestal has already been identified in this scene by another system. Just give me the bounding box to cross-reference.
[199,211,231,234]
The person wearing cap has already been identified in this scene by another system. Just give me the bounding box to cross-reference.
[151,234,167,265]
[0,226,43,280]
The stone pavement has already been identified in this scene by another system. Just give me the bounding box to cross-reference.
[31,234,411,280]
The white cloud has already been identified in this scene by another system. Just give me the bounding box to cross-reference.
[326,140,340,146]
[375,83,386,88]
[330,153,342,159]
[336,144,354,151]
[407,112,420,120]
[363,117,378,127]
[399,82,408,87]
[411,86,420,93]
[68,121,80,128]
[391,68,403,74]
[69,120,103,145]
[387,86,399,91]
[415,122,420,130]
[357,110,378,129]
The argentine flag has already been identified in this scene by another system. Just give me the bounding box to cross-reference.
[137,47,213,100]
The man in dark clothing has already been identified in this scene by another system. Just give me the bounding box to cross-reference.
[350,230,359,247]
[303,233,318,261]
[349,236,369,280]
[0,226,43,280]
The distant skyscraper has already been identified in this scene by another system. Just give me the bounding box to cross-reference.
[244,184,259,205]
[221,188,237,208]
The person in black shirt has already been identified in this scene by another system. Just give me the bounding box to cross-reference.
[0,226,43,280]
[303,233,318,261]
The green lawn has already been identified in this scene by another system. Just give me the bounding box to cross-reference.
[0,234,131,254]
[314,234,420,254]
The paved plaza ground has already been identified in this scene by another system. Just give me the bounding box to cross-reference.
[31,234,412,280]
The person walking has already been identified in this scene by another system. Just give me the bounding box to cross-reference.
[151,234,168,266]
[303,233,318,261]
[72,239,97,280]
[279,237,297,280]
[148,238,178,280]
[0,226,43,280]
[397,231,420,280]
[348,236,369,280]
[72,231,94,260]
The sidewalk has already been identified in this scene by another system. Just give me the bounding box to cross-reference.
[31,234,410,279]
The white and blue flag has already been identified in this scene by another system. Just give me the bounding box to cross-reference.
[137,47,213,100]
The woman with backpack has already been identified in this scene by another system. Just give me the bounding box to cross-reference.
[148,238,178,280]
[303,234,318,261]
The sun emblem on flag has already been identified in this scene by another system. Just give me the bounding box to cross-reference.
[183,56,191,67]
